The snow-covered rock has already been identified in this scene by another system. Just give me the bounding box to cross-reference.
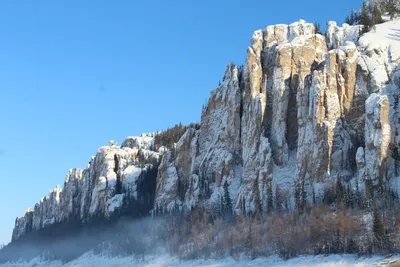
[326,22,361,49]
[12,134,163,241]
[365,94,391,182]
[155,62,242,213]
[12,18,400,240]
[155,18,400,215]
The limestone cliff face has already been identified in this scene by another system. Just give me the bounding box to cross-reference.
[12,135,162,241]
[155,19,400,214]
[12,19,400,241]
[155,63,242,212]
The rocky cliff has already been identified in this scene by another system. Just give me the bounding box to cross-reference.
[12,18,400,242]
[12,135,162,241]
[155,19,400,215]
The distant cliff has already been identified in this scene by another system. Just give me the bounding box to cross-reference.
[12,18,400,242]
[12,135,162,241]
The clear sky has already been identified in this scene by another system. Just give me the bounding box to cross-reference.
[0,0,362,245]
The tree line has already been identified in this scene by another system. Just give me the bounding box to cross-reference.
[153,122,200,151]
[152,170,400,260]
[345,0,399,34]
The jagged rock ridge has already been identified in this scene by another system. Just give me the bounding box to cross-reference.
[12,135,162,241]
[154,19,400,214]
[12,18,400,242]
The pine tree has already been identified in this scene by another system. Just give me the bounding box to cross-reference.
[301,178,307,210]
[345,9,360,25]
[347,238,357,254]
[365,178,374,209]
[351,9,360,25]
[254,177,263,217]
[265,179,273,213]
[336,177,344,204]
[219,194,224,217]
[360,1,374,34]
[275,184,282,212]
[242,196,246,215]
[114,155,122,195]
[373,4,384,24]
[314,22,322,34]
[379,0,398,19]
[345,185,353,208]
[223,181,233,219]
[312,185,316,205]
[373,206,386,251]
[345,15,352,25]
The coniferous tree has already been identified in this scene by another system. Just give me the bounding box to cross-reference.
[345,185,353,208]
[335,177,344,204]
[346,9,360,25]
[219,194,224,217]
[360,1,374,34]
[154,123,200,150]
[345,15,352,24]
[267,179,273,213]
[378,0,398,19]
[301,178,307,210]
[373,3,384,24]
[365,178,374,209]
[114,154,122,195]
[314,22,322,34]
[351,9,360,24]
[223,181,233,219]
[242,196,246,215]
[275,184,282,212]
[373,206,386,251]
[254,177,263,218]
[312,185,316,205]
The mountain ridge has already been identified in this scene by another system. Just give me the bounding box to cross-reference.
[11,18,400,247]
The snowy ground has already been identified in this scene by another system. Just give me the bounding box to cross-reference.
[358,16,400,63]
[2,253,400,267]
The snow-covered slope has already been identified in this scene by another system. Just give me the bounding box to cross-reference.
[359,18,400,65]
[11,18,400,244]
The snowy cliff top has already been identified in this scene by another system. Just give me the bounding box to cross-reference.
[121,133,155,150]
[358,17,400,64]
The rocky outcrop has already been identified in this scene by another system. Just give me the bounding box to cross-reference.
[326,22,362,49]
[155,62,242,213]
[12,18,400,241]
[365,94,391,182]
[11,209,33,241]
[154,19,400,214]
[12,134,162,241]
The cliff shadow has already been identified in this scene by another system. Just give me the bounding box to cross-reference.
[387,28,400,41]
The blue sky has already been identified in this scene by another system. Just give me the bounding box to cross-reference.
[0,0,362,245]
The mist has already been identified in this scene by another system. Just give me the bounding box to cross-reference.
[0,216,169,264]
